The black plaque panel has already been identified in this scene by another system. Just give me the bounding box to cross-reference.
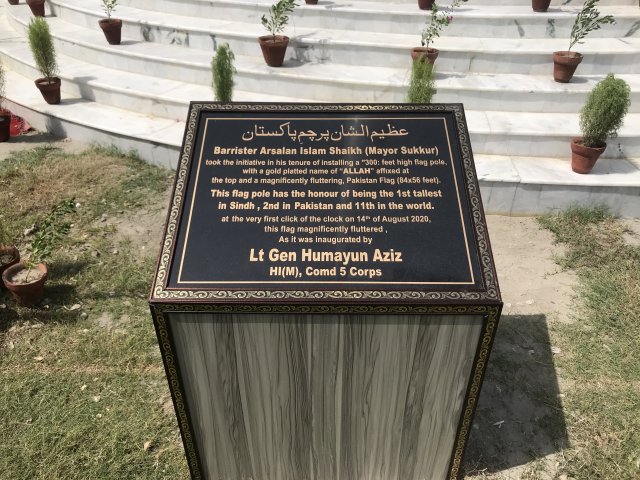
[166,108,482,290]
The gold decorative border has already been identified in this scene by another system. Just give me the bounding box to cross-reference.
[177,115,475,287]
[448,305,501,479]
[150,103,500,304]
[154,302,496,315]
[151,305,203,480]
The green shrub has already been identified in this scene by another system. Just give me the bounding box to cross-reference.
[580,74,630,147]
[27,17,58,82]
[569,0,615,52]
[101,0,118,19]
[261,0,297,40]
[407,60,436,104]
[420,0,463,50]
[24,198,75,276]
[0,216,12,246]
[211,43,235,102]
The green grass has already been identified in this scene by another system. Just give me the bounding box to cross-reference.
[0,145,188,479]
[539,206,640,479]
[0,371,185,480]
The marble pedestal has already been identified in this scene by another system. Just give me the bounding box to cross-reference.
[150,308,499,480]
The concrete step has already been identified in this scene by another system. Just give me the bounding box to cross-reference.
[1,68,183,169]
[3,6,639,158]
[6,25,640,117]
[56,0,640,40]
[115,0,640,8]
[456,0,638,5]
[0,21,316,122]
[6,6,640,113]
[477,154,640,216]
[465,110,640,159]
[23,1,638,73]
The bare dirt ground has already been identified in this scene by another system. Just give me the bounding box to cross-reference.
[1,136,582,479]
[488,216,577,324]
[463,217,577,479]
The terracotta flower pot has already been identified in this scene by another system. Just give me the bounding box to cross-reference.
[35,77,61,104]
[0,113,10,142]
[418,0,434,10]
[258,35,289,67]
[0,246,20,290]
[99,18,122,45]
[2,263,48,305]
[570,137,606,174]
[532,0,551,11]
[25,0,45,16]
[553,51,583,83]
[305,0,318,4]
[411,47,439,65]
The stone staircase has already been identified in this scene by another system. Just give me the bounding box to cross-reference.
[1,0,639,215]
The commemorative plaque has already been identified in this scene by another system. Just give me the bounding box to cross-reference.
[150,103,502,480]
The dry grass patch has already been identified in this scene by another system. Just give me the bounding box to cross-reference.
[539,207,640,479]
[2,146,125,219]
[0,145,187,479]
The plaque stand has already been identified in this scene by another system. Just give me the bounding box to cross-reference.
[150,103,502,480]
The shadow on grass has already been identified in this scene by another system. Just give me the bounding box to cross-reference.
[49,259,91,279]
[42,283,78,304]
[463,314,569,475]
[5,132,65,144]
[0,291,80,332]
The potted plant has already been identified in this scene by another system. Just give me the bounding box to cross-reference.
[27,17,61,105]
[25,0,45,16]
[99,0,122,45]
[0,220,20,291]
[532,0,551,12]
[407,61,436,103]
[571,74,630,174]
[211,43,235,102]
[2,199,75,305]
[411,0,461,64]
[0,60,11,143]
[553,0,614,83]
[259,0,298,67]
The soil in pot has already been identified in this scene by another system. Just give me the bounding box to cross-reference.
[418,0,434,10]
[99,18,123,45]
[258,35,289,67]
[0,113,10,142]
[2,263,47,305]
[0,246,20,290]
[553,51,583,83]
[8,0,20,5]
[532,0,551,11]
[26,0,45,16]
[571,137,606,174]
[35,77,61,104]
[411,47,439,65]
